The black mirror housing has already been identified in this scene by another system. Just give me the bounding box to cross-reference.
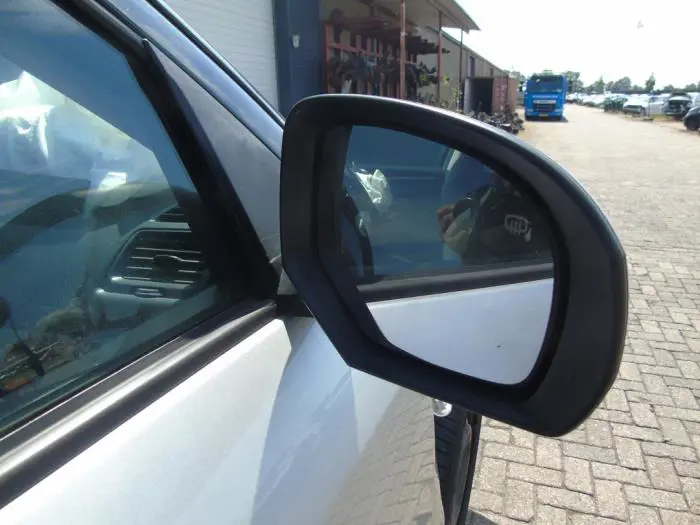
[280,94,627,436]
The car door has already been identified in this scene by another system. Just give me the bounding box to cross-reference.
[0,1,444,524]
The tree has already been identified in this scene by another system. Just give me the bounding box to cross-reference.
[611,77,632,92]
[563,71,584,92]
[683,82,700,91]
[644,73,656,93]
[662,84,675,92]
[591,76,605,94]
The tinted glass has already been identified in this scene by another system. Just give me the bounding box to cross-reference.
[0,0,241,433]
[346,126,449,168]
[341,126,553,280]
[528,76,565,93]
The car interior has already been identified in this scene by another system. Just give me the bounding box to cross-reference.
[0,19,235,431]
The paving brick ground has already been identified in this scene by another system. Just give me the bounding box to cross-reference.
[467,105,700,524]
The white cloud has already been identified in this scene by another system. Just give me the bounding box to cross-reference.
[447,0,698,87]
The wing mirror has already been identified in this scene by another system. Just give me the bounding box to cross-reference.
[280,95,627,436]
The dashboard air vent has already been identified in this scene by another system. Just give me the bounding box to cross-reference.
[115,230,205,285]
[155,206,186,223]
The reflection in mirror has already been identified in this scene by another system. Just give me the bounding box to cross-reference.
[339,125,556,385]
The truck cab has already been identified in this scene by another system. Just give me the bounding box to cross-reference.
[523,73,568,120]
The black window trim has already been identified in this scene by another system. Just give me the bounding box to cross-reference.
[0,0,280,503]
[136,39,279,298]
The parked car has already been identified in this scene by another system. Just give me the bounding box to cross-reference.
[565,93,580,103]
[664,92,700,120]
[623,94,652,115]
[0,1,627,524]
[593,94,608,107]
[582,94,606,107]
[571,93,585,104]
[649,94,670,115]
[682,105,700,131]
[603,94,630,112]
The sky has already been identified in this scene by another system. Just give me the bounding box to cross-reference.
[446,0,698,87]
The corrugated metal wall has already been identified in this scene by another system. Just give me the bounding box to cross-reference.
[166,0,279,107]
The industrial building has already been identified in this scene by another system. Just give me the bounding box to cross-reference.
[165,0,506,115]
[418,26,506,109]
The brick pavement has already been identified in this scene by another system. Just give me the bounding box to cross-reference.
[468,106,700,524]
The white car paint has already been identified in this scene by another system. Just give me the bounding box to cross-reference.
[623,94,668,115]
[370,278,553,385]
[0,318,436,525]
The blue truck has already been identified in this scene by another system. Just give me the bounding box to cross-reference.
[524,73,568,120]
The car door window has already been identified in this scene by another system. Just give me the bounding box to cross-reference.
[342,126,553,279]
[0,0,247,435]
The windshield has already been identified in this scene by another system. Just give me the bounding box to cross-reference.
[527,76,565,93]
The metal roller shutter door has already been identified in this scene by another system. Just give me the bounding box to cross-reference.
[165,0,279,107]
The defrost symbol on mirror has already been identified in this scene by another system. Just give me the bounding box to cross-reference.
[504,214,532,242]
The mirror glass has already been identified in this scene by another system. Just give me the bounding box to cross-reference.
[339,125,556,385]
